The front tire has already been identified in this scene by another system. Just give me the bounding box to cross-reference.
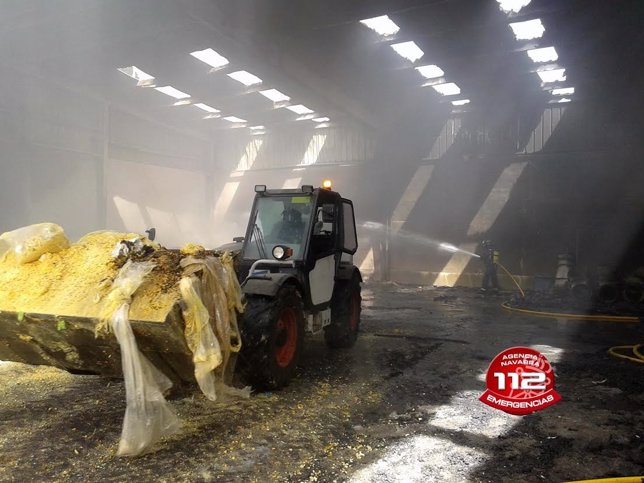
[324,273,361,348]
[239,285,305,390]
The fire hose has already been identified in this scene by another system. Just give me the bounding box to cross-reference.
[496,264,643,365]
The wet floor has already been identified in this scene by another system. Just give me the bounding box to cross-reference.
[1,283,644,482]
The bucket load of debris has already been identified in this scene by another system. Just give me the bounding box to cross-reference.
[0,223,248,456]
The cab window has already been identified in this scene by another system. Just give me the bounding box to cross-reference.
[311,203,336,254]
[243,195,312,260]
[342,200,357,254]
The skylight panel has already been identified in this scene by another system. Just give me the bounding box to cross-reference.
[497,0,531,14]
[526,46,558,63]
[509,19,545,40]
[227,70,263,86]
[286,104,314,115]
[312,117,330,123]
[118,66,154,81]
[249,125,266,130]
[451,99,470,106]
[549,97,571,104]
[154,86,190,99]
[416,64,445,79]
[190,48,229,69]
[194,103,220,113]
[223,116,247,123]
[537,68,566,83]
[390,41,424,63]
[431,82,461,96]
[258,89,290,102]
[359,15,400,37]
[551,87,574,96]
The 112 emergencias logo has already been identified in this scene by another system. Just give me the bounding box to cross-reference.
[479,346,561,415]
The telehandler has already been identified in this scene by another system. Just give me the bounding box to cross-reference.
[0,182,362,389]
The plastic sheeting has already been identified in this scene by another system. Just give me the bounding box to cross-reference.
[111,304,180,456]
[96,260,154,335]
[179,276,222,401]
[102,260,180,456]
[0,223,70,265]
[180,255,248,400]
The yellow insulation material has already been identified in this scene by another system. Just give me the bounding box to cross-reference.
[0,230,181,322]
[180,243,206,257]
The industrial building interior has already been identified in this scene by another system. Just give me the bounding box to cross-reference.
[1,0,644,481]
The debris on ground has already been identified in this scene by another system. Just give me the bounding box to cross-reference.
[2,283,643,480]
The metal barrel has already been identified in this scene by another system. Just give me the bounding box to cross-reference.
[595,266,620,304]
[623,282,643,303]
[571,280,592,302]
[597,282,620,303]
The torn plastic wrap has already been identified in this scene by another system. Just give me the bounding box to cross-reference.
[0,223,70,265]
[96,260,155,335]
[179,276,222,401]
[181,255,249,400]
[100,260,180,456]
[111,304,180,456]
[221,252,245,314]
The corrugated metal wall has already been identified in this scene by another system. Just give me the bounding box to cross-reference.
[427,117,462,160]
[219,124,375,171]
[521,107,566,154]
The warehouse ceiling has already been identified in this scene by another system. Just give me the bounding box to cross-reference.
[1,0,642,137]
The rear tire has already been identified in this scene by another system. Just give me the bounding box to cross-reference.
[325,273,361,348]
[239,286,305,390]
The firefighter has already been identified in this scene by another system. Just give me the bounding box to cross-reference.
[477,240,500,293]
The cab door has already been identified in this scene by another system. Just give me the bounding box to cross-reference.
[306,192,339,308]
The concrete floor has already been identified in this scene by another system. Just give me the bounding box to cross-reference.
[1,283,644,482]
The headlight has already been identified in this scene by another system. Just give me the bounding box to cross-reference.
[272,245,293,260]
[273,246,285,260]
